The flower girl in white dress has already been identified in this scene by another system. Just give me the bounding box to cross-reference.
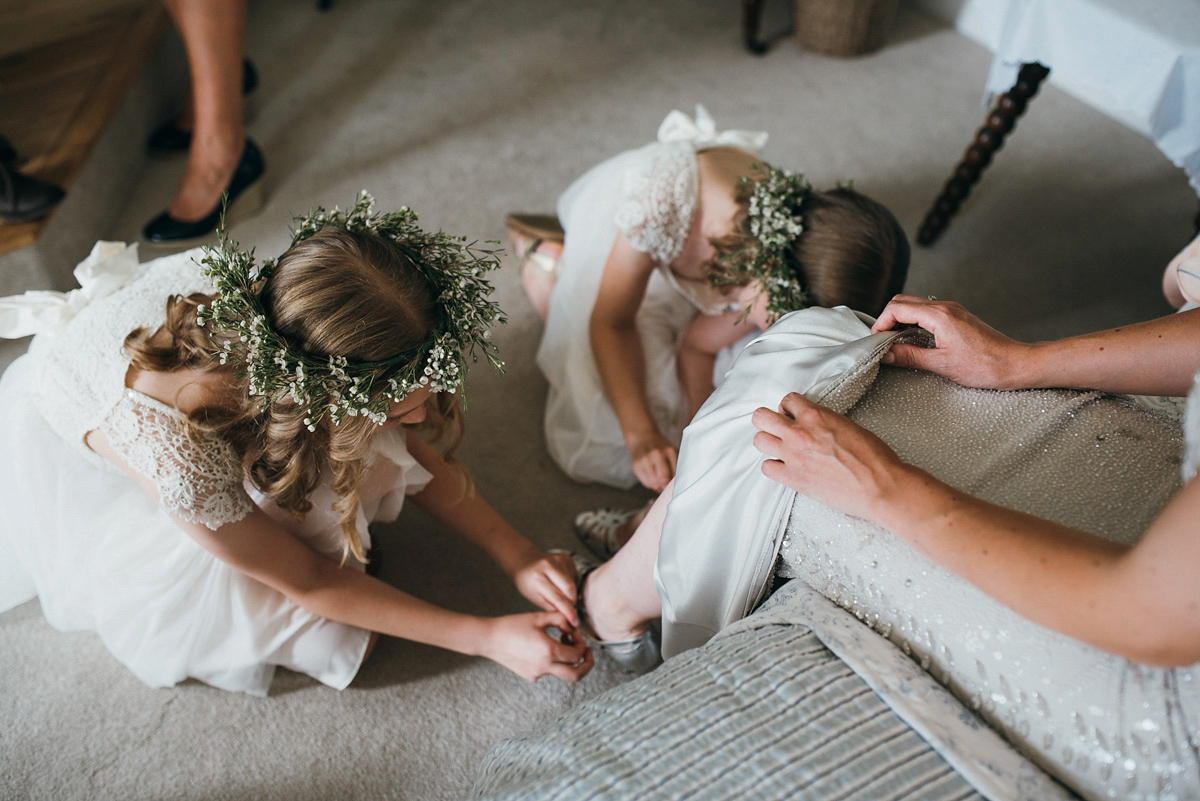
[513,105,910,492]
[0,195,591,695]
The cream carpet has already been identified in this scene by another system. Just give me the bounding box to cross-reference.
[0,1,1194,799]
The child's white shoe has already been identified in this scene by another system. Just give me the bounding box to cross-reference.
[573,507,640,559]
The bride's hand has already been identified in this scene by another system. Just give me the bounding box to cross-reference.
[751,393,912,522]
[870,294,1032,390]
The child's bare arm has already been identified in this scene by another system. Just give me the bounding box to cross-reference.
[405,431,579,627]
[86,428,591,682]
[590,232,677,491]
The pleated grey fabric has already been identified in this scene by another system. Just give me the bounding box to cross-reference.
[471,621,985,801]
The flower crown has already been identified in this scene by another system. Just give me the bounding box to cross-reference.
[195,192,505,430]
[712,164,814,322]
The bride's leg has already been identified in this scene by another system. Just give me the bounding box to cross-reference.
[582,482,672,641]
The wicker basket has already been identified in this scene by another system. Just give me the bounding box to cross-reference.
[794,0,900,57]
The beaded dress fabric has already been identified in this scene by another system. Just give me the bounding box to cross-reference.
[658,307,1197,800]
[0,245,431,695]
[536,105,768,488]
[777,371,1193,801]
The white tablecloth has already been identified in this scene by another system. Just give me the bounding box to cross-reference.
[967,0,1200,194]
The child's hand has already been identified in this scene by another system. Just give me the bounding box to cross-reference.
[513,551,579,628]
[483,611,594,682]
[628,430,678,492]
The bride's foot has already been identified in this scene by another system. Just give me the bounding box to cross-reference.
[574,555,661,673]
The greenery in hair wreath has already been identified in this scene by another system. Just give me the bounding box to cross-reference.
[712,164,814,323]
[195,192,505,430]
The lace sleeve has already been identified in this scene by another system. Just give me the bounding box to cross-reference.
[613,142,698,266]
[100,391,255,530]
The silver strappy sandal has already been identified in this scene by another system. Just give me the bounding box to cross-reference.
[564,551,662,675]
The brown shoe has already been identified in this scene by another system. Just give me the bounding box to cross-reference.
[505,212,564,275]
[505,212,564,243]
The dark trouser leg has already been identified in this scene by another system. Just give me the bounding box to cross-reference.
[742,0,769,54]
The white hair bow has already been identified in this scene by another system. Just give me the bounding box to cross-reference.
[656,104,769,153]
[0,241,140,339]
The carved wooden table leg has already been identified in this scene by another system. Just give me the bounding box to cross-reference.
[742,0,769,54]
[917,62,1051,246]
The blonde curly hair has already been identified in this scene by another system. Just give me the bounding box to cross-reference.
[125,226,468,564]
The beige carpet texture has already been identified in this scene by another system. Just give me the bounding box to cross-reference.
[0,1,1195,799]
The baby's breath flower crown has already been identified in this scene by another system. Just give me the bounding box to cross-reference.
[712,164,814,322]
[195,192,505,430]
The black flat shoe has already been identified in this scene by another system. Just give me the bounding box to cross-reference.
[0,162,65,223]
[0,135,17,165]
[147,59,260,156]
[142,139,265,245]
[146,121,194,156]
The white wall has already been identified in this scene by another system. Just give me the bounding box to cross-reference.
[911,0,1015,50]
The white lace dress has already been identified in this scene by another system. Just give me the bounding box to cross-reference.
[0,243,432,696]
[537,105,768,488]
